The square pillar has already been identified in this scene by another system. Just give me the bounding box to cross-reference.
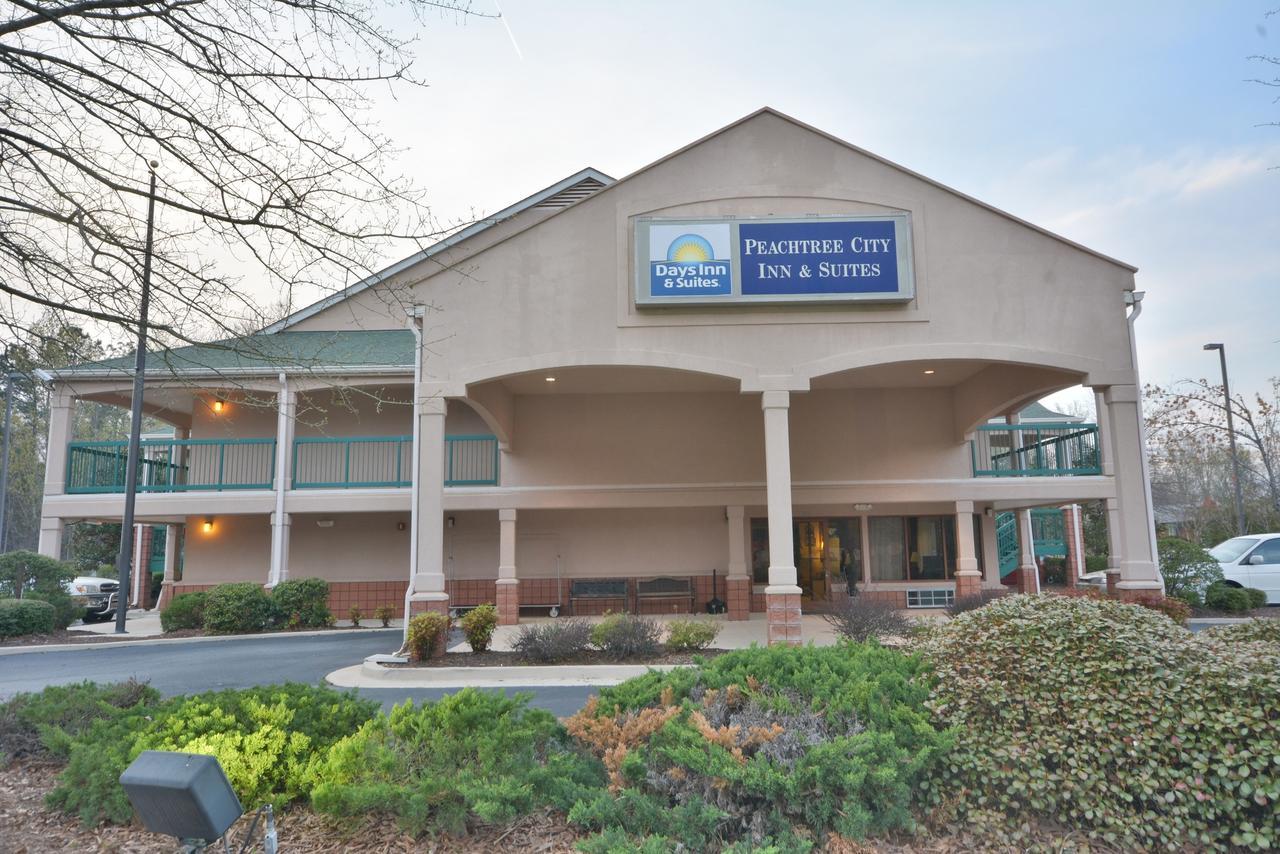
[38,517,63,560]
[1102,384,1162,596]
[725,505,750,621]
[156,523,180,610]
[980,510,1000,588]
[408,389,448,630]
[42,390,73,499]
[131,524,153,608]
[269,511,291,589]
[761,391,801,645]
[1062,504,1082,588]
[1016,508,1040,594]
[954,501,981,599]
[496,508,519,625]
[268,376,295,587]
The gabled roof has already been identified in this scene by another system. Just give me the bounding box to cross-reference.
[49,330,414,379]
[262,167,614,333]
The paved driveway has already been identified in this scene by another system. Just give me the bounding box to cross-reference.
[0,631,594,715]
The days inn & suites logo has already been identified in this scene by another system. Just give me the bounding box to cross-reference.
[648,222,732,297]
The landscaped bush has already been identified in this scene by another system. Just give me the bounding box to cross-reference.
[27,589,78,630]
[159,591,207,632]
[0,680,158,765]
[565,643,949,850]
[1128,592,1191,625]
[309,688,604,836]
[1200,618,1280,644]
[664,618,720,651]
[406,611,450,660]
[1245,587,1268,609]
[0,598,55,638]
[945,590,1005,617]
[0,550,78,630]
[921,593,1280,851]
[1205,581,1253,613]
[821,594,910,641]
[375,605,394,627]
[1158,536,1223,601]
[460,603,498,652]
[1084,554,1108,573]
[47,683,377,825]
[202,582,276,634]
[511,618,593,663]
[590,612,663,660]
[270,578,332,629]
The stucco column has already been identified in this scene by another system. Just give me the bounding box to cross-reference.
[131,524,151,608]
[496,508,519,625]
[725,505,750,621]
[268,376,295,587]
[1103,384,1162,596]
[1016,509,1040,594]
[38,517,63,560]
[156,523,180,610]
[979,511,1000,588]
[761,391,800,645]
[1093,388,1115,476]
[954,501,981,599]
[409,390,448,657]
[43,389,73,499]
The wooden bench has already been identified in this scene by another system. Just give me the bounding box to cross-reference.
[635,576,695,613]
[569,579,628,615]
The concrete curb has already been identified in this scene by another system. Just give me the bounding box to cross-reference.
[326,658,688,689]
[0,627,400,657]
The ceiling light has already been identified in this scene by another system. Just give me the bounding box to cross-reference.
[544,376,556,383]
[923,369,936,375]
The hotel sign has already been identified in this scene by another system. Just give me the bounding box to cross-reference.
[634,214,915,307]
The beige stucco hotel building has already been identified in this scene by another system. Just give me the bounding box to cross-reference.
[37,109,1163,643]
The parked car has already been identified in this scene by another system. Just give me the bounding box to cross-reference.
[1209,534,1280,606]
[66,575,120,622]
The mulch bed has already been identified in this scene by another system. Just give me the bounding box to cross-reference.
[394,648,732,668]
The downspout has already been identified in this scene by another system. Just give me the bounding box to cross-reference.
[1124,291,1162,590]
[401,307,425,649]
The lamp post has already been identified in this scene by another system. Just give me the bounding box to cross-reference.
[0,355,15,553]
[1203,343,1246,536]
[114,160,161,634]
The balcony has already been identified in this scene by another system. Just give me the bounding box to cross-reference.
[64,435,499,493]
[970,423,1101,477]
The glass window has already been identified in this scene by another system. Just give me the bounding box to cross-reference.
[750,519,770,584]
[1210,537,1259,563]
[826,519,862,586]
[869,517,906,581]
[1247,538,1280,565]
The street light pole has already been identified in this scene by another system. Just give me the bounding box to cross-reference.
[0,361,14,553]
[114,160,160,634]
[1203,343,1246,536]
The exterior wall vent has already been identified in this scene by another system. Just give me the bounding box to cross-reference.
[532,177,607,209]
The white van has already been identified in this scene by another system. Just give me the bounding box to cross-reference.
[1209,534,1280,605]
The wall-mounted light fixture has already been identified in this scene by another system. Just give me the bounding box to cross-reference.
[446,516,456,528]
[922,369,936,375]
[316,519,335,528]
[396,521,406,531]
[852,503,873,512]
[544,376,556,383]
[212,399,225,414]
[202,518,214,534]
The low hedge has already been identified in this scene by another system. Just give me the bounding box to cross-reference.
[159,591,207,632]
[0,680,158,765]
[0,598,56,638]
[270,578,332,629]
[202,582,277,634]
[921,594,1280,851]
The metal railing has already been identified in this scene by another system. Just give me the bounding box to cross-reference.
[291,434,499,488]
[66,439,276,493]
[971,423,1101,477]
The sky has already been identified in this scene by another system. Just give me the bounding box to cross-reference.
[356,1,1278,408]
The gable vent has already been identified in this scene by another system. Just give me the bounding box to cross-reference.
[532,177,607,209]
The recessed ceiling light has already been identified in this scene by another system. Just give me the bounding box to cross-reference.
[544,376,556,383]
[923,369,936,375]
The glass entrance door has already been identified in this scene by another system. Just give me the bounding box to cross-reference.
[794,520,828,602]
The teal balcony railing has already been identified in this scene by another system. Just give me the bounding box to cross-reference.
[65,438,276,493]
[291,434,499,488]
[971,423,1101,477]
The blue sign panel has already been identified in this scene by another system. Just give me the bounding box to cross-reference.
[633,214,914,307]
[739,219,900,296]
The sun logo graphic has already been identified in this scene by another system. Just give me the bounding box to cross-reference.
[648,224,732,297]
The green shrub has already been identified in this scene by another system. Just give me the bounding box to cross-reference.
[1173,587,1203,608]
[1205,581,1252,613]
[375,605,394,627]
[160,591,207,632]
[309,689,605,836]
[348,606,363,627]
[1084,554,1108,573]
[47,683,377,826]
[511,618,593,663]
[567,644,949,848]
[1040,556,1067,585]
[945,590,1005,617]
[0,680,158,765]
[0,550,75,599]
[921,594,1280,851]
[1201,618,1280,644]
[1157,536,1223,601]
[821,594,910,641]
[27,587,79,630]
[1129,593,1191,625]
[0,598,55,638]
[406,611,450,660]
[1245,587,1268,610]
[270,578,332,629]
[460,604,498,652]
[202,582,276,634]
[664,618,720,651]
[590,612,663,660]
